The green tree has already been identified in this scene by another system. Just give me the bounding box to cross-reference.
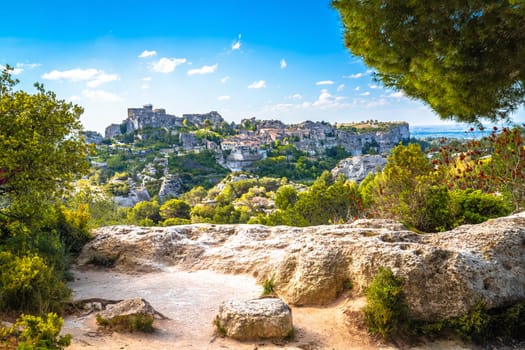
[332,1,525,123]
[128,201,161,225]
[0,67,89,222]
[160,198,191,220]
[364,144,449,231]
[274,185,299,210]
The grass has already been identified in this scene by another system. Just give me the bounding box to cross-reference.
[96,313,154,333]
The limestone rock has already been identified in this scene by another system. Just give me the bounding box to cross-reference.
[158,174,184,201]
[331,155,387,183]
[99,298,157,320]
[80,213,525,321]
[216,298,292,340]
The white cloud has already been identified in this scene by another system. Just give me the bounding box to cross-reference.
[360,91,371,96]
[82,89,121,102]
[337,84,345,92]
[248,80,266,89]
[344,72,366,79]
[138,50,157,58]
[221,76,230,83]
[69,95,81,101]
[141,83,150,89]
[42,68,100,81]
[316,80,334,85]
[389,91,406,98]
[218,95,231,101]
[187,63,218,76]
[42,68,119,87]
[355,86,361,91]
[86,73,119,88]
[143,76,152,81]
[367,98,388,108]
[288,93,303,100]
[369,84,382,89]
[313,89,334,106]
[17,62,40,69]
[280,58,287,69]
[151,57,187,73]
[232,34,242,50]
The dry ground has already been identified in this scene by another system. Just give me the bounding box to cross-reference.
[63,267,475,350]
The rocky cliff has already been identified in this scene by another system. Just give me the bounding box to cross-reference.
[331,155,387,183]
[79,213,525,322]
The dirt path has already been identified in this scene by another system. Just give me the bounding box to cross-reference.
[64,267,473,350]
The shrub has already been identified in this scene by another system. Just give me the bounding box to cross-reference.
[417,299,525,343]
[0,252,70,315]
[261,277,276,297]
[86,253,117,267]
[451,189,512,225]
[214,316,227,336]
[96,313,154,333]
[162,217,191,226]
[0,313,71,350]
[363,267,408,340]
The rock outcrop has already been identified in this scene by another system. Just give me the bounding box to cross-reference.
[79,213,525,321]
[99,298,157,320]
[215,298,293,340]
[158,174,184,201]
[331,155,387,183]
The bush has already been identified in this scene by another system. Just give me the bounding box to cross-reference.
[162,217,191,226]
[451,189,512,226]
[0,313,71,350]
[0,252,70,315]
[363,267,408,340]
[261,277,276,296]
[96,313,154,333]
[418,300,525,344]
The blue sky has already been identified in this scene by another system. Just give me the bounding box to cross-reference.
[1,0,523,133]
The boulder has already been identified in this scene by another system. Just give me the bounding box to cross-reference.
[215,298,293,340]
[331,155,387,183]
[79,213,525,321]
[99,298,157,320]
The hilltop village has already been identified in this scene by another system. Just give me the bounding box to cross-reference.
[79,105,411,206]
[98,104,409,170]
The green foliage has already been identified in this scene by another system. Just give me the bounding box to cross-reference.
[168,150,228,190]
[0,313,71,350]
[127,200,161,225]
[343,279,353,291]
[332,1,525,123]
[96,313,154,333]
[261,277,276,296]
[324,145,351,160]
[451,189,512,225]
[0,252,69,315]
[417,300,525,344]
[362,139,379,155]
[363,267,408,340]
[162,217,191,226]
[363,144,449,232]
[274,185,298,210]
[179,186,208,206]
[435,126,525,212]
[214,316,227,336]
[252,145,339,182]
[103,181,130,196]
[159,199,191,220]
[0,67,89,222]
[54,204,92,255]
[85,252,118,267]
